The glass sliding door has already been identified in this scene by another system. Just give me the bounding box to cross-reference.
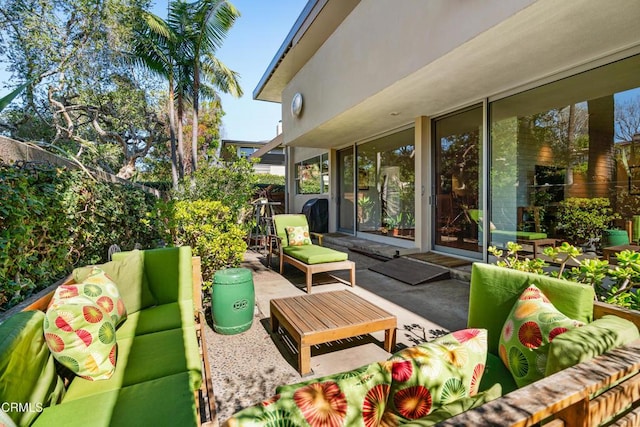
[433,106,484,257]
[356,128,415,240]
[489,55,640,253]
[337,147,355,233]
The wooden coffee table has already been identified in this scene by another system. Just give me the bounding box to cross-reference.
[270,290,397,375]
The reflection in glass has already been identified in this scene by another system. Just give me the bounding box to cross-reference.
[357,128,415,240]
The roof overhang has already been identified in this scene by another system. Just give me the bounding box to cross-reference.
[253,0,359,103]
[249,133,283,159]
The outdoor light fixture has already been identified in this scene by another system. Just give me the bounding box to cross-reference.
[291,92,303,117]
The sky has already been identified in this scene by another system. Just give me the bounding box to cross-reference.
[152,0,308,142]
[0,0,308,143]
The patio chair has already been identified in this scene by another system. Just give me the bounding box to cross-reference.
[268,214,355,293]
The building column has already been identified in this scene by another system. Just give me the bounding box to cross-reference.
[415,116,432,252]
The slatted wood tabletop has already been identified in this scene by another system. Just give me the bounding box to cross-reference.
[270,290,397,375]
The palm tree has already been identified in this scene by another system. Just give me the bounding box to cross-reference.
[131,11,182,188]
[184,0,242,172]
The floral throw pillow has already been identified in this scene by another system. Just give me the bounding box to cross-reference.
[383,329,488,423]
[57,267,127,327]
[225,361,392,426]
[498,285,584,388]
[285,225,312,246]
[44,283,118,381]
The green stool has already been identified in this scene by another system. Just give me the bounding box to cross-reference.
[211,268,255,334]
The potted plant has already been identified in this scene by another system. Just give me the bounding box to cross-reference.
[556,197,620,251]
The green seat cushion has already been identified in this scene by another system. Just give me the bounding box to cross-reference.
[498,285,584,388]
[384,329,488,423]
[138,247,193,304]
[478,353,516,395]
[491,230,547,240]
[32,372,198,427]
[467,263,594,354]
[64,327,202,401]
[546,315,640,376]
[399,383,502,426]
[229,362,392,426]
[283,245,348,264]
[0,311,65,426]
[74,249,157,314]
[115,300,195,339]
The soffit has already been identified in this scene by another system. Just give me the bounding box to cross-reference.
[254,0,360,102]
[285,0,640,149]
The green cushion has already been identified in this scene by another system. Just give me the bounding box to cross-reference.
[491,230,547,240]
[273,214,310,247]
[498,285,583,388]
[138,247,193,304]
[545,315,640,376]
[75,249,157,314]
[64,327,202,401]
[32,372,198,427]
[384,329,488,423]
[467,263,594,354]
[0,311,65,426]
[478,353,516,395]
[399,383,502,426]
[283,245,348,264]
[115,300,194,339]
[229,362,392,426]
[44,289,118,381]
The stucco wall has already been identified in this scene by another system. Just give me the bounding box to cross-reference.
[281,0,534,144]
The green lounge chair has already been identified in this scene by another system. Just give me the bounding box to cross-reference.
[268,214,355,293]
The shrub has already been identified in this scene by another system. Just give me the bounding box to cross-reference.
[0,162,160,311]
[556,197,620,247]
[154,200,247,295]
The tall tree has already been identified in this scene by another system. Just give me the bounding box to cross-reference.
[131,9,182,187]
[183,0,242,172]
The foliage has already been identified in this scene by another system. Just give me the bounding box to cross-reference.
[255,173,285,186]
[489,242,640,311]
[0,162,160,311]
[174,152,258,225]
[556,198,620,246]
[0,0,164,179]
[153,199,246,294]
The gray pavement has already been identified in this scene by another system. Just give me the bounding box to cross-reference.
[205,241,472,424]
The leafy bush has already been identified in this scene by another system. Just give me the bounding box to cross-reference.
[490,242,640,311]
[556,197,620,246]
[154,200,247,294]
[0,162,160,311]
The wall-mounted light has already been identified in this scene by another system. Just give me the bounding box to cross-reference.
[291,92,303,118]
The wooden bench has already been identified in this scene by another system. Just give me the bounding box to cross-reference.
[442,301,640,427]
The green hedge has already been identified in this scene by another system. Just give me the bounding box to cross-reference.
[0,162,160,311]
[154,199,247,295]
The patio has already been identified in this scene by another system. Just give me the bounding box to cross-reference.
[204,241,472,423]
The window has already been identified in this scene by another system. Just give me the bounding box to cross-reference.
[356,128,415,240]
[489,54,640,249]
[295,153,329,194]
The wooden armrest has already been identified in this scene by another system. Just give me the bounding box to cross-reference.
[310,232,324,246]
[440,339,640,426]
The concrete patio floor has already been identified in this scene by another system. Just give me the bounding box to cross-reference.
[204,241,473,424]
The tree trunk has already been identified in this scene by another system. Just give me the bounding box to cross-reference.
[176,93,185,179]
[168,86,180,189]
[191,61,200,173]
[587,96,615,198]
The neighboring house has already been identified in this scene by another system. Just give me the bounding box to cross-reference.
[254,0,640,261]
[221,139,285,176]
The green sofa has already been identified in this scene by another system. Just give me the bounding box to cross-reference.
[0,247,204,426]
[223,263,640,426]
